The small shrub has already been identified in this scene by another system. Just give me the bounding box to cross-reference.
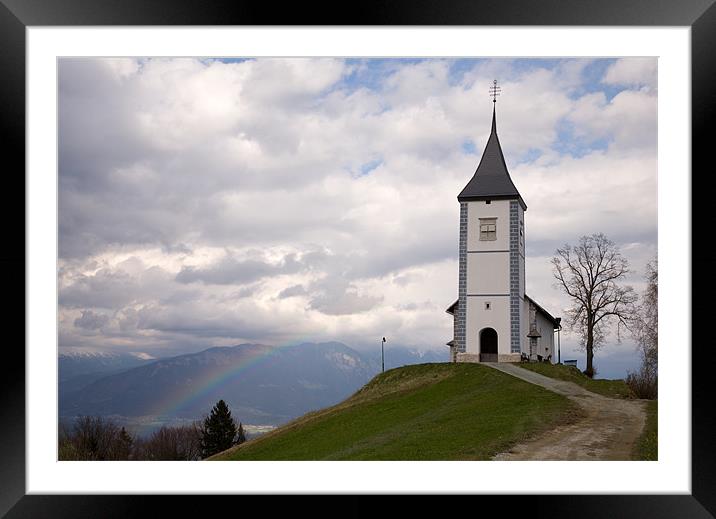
[58,438,79,460]
[625,368,657,399]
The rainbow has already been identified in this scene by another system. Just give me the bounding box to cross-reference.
[139,342,305,434]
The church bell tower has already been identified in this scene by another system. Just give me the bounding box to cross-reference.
[453,81,526,362]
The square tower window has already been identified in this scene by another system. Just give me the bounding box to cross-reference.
[485,302,491,310]
[479,218,497,241]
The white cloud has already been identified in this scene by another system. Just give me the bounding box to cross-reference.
[568,88,657,151]
[603,57,657,91]
[516,149,657,247]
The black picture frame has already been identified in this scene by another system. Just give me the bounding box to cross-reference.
[2,0,713,516]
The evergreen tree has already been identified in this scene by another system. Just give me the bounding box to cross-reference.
[236,422,247,445]
[200,399,237,458]
[117,426,134,460]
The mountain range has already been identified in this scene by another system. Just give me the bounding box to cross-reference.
[59,349,155,398]
[59,342,446,431]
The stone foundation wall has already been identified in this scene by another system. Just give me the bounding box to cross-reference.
[455,353,521,364]
[455,353,481,363]
[498,353,521,363]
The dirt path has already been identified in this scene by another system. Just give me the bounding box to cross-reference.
[487,363,647,460]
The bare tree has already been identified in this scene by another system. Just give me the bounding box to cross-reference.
[627,257,658,398]
[634,258,658,371]
[135,422,203,460]
[552,233,638,378]
[60,415,126,460]
[59,417,208,460]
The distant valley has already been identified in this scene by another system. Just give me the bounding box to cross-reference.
[59,342,446,435]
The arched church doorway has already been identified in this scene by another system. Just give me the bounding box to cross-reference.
[479,328,498,362]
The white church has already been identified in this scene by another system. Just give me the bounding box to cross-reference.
[446,91,561,364]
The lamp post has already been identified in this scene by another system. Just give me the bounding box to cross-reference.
[555,317,562,364]
[381,337,386,373]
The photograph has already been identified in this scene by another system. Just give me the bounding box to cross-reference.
[2,4,711,513]
[56,56,658,462]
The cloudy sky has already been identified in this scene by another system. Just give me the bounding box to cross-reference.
[58,57,657,377]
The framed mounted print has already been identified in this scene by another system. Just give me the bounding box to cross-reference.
[3,0,714,516]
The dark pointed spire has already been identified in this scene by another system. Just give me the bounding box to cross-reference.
[457,96,526,210]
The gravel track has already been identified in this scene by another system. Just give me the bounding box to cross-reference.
[487,363,647,461]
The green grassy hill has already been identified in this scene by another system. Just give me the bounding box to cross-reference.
[211,363,581,461]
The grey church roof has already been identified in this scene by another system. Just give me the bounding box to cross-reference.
[525,294,561,328]
[445,299,458,315]
[458,106,527,210]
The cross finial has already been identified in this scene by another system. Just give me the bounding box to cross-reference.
[489,79,501,104]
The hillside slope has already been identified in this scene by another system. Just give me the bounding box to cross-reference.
[212,363,580,461]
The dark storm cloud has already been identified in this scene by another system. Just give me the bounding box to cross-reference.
[60,261,176,311]
[175,252,302,285]
[278,284,307,299]
[135,304,272,341]
[344,234,455,280]
[74,310,110,330]
[60,268,140,309]
[307,276,383,316]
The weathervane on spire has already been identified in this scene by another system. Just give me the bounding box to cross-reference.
[489,79,501,103]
